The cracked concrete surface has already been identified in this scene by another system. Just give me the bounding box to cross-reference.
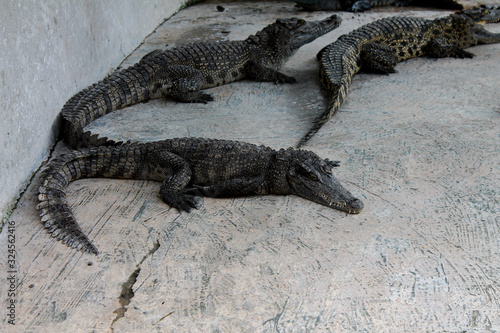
[111,240,160,331]
[1,0,499,331]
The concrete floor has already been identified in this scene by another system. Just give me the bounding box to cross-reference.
[1,1,499,331]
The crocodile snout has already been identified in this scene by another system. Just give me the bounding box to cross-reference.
[348,198,364,214]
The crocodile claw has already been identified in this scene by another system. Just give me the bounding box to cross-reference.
[193,92,215,103]
[161,191,199,212]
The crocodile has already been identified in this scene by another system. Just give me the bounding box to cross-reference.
[61,15,342,148]
[297,5,500,147]
[292,0,463,12]
[38,137,364,255]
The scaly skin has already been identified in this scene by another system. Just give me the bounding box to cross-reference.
[292,0,462,12]
[61,15,342,148]
[38,137,364,255]
[298,6,500,147]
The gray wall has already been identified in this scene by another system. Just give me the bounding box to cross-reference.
[0,0,186,223]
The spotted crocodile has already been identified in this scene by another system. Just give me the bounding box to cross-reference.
[298,5,500,147]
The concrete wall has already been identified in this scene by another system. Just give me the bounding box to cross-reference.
[0,0,187,223]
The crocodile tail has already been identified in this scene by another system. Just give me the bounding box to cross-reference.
[37,146,144,254]
[297,88,346,148]
[61,60,158,149]
[297,40,360,147]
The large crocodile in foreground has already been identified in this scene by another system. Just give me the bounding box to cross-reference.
[61,15,341,148]
[298,5,500,147]
[293,0,463,12]
[38,138,364,255]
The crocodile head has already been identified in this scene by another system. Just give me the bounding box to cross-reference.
[286,14,342,50]
[271,148,364,214]
[246,15,342,66]
[460,5,500,23]
[458,5,500,44]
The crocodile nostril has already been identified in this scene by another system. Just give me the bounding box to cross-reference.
[349,198,364,213]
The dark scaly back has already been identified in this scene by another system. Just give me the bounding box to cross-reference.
[141,41,252,87]
[156,138,274,191]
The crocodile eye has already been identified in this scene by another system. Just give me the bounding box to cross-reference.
[321,165,332,176]
[295,165,319,181]
[308,173,319,181]
[291,19,306,29]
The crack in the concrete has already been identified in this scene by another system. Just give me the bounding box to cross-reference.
[110,239,161,331]
[262,298,288,332]
[111,267,141,326]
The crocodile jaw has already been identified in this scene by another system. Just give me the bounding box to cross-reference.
[287,165,364,214]
[293,176,364,214]
[473,24,500,44]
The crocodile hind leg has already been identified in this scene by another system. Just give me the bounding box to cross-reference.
[169,77,215,103]
[360,42,399,74]
[152,64,215,103]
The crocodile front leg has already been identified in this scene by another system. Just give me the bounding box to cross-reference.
[145,150,198,212]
